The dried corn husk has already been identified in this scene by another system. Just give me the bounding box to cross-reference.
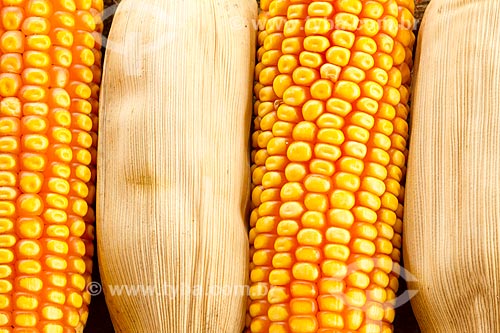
[404,1,500,332]
[97,0,257,332]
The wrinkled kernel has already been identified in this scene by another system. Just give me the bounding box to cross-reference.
[319,63,341,82]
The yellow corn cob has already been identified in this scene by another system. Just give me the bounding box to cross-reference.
[0,0,102,331]
[248,1,415,332]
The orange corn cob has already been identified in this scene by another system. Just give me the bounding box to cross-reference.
[0,0,102,331]
[248,0,415,332]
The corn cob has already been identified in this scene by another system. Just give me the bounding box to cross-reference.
[0,0,102,331]
[248,0,415,332]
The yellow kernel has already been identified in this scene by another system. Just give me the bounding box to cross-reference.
[273,75,293,99]
[321,260,347,278]
[301,211,326,229]
[292,122,317,142]
[324,244,350,261]
[280,201,305,218]
[304,193,328,212]
[16,260,41,275]
[297,229,322,246]
[347,271,371,289]
[333,81,360,102]
[269,269,291,286]
[357,191,382,210]
[42,305,64,320]
[353,206,378,223]
[295,246,321,263]
[318,312,344,329]
[327,208,354,228]
[334,13,359,31]
[262,171,285,188]
[1,7,24,30]
[304,175,331,193]
[0,97,21,117]
[262,50,281,66]
[15,294,38,310]
[14,313,37,327]
[314,143,341,162]
[358,18,380,37]
[326,227,350,244]
[47,289,66,304]
[67,291,83,308]
[310,79,333,100]
[0,201,15,217]
[277,220,299,236]
[291,281,318,298]
[350,51,375,71]
[308,2,334,17]
[329,189,355,209]
[280,183,304,203]
[292,263,319,282]
[268,286,290,304]
[346,288,367,307]
[381,16,399,38]
[292,67,319,87]
[0,74,21,97]
[266,16,287,34]
[302,100,324,121]
[43,324,63,333]
[0,136,19,153]
[287,142,312,162]
[273,253,293,268]
[285,163,307,181]
[290,298,317,315]
[304,36,330,53]
[326,46,350,67]
[278,54,299,73]
[289,316,318,333]
[1,31,24,53]
[0,265,11,280]
[19,277,43,292]
[333,172,360,192]
[346,309,364,330]
[287,4,308,19]
[340,66,366,83]
[284,86,309,106]
[309,159,335,177]
[298,51,323,68]
[268,304,290,322]
[305,18,331,36]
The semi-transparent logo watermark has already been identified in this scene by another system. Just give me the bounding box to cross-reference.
[87,262,419,309]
